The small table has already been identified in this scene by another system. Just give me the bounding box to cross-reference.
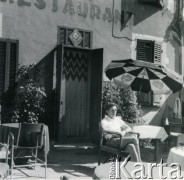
[0,123,50,154]
[94,161,184,179]
[167,147,184,170]
[132,125,168,161]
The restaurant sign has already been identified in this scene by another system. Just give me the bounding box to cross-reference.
[0,0,121,23]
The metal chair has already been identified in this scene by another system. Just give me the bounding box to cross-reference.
[177,134,184,146]
[0,143,10,179]
[98,123,139,165]
[7,123,47,178]
[164,123,182,151]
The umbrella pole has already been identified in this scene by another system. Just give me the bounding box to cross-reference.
[137,91,140,106]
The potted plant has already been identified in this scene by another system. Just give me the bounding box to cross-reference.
[2,64,47,124]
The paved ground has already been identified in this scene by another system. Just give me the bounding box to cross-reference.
[7,141,171,180]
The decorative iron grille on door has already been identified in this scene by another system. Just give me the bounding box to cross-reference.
[58,27,92,48]
[63,50,88,81]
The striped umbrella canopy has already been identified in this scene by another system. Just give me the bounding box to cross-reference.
[105,59,183,94]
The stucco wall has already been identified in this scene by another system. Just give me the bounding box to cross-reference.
[0,0,180,76]
[121,0,180,73]
[133,0,172,37]
[0,0,131,75]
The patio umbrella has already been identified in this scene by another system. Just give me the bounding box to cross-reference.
[105,59,183,94]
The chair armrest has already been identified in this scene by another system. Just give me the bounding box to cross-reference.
[129,132,140,138]
[7,132,14,147]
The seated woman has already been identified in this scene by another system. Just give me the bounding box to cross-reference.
[101,103,141,162]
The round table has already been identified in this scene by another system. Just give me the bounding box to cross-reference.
[167,147,184,170]
[94,161,184,179]
[131,125,168,161]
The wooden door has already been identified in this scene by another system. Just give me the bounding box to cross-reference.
[56,46,90,142]
[55,46,103,143]
[89,48,103,143]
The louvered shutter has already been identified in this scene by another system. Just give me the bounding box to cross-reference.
[153,41,163,107]
[9,42,17,88]
[154,42,162,64]
[0,40,18,103]
[137,39,154,62]
[0,42,6,99]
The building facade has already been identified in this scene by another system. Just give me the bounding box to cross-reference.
[0,0,183,142]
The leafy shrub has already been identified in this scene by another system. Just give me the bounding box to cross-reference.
[2,64,47,123]
[102,82,141,123]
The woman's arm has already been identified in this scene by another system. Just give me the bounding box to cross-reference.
[121,121,132,133]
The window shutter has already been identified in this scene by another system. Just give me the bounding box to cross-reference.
[154,42,162,64]
[137,39,154,62]
[153,41,162,106]
[0,40,18,103]
[9,42,17,87]
[0,42,6,98]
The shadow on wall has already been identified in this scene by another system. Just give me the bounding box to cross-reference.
[120,0,161,31]
[33,47,57,139]
[149,92,179,126]
[148,104,166,126]
[164,0,181,74]
[133,1,162,26]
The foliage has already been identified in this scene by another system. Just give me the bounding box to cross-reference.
[2,64,47,123]
[102,82,141,123]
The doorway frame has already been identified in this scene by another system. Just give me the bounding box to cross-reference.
[54,44,103,143]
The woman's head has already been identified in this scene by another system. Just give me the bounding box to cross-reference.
[105,103,117,119]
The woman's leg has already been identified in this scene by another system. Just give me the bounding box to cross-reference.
[121,135,141,162]
[125,143,139,162]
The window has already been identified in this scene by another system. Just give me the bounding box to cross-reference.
[136,39,162,106]
[0,39,18,102]
[137,39,161,64]
[58,26,92,49]
[137,40,154,63]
